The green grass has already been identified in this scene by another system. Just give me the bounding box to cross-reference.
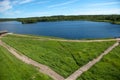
[12,34,65,40]
[77,45,120,80]
[0,46,52,80]
[1,34,115,77]
[11,34,115,40]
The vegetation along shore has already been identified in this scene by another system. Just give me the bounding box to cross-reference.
[0,15,120,24]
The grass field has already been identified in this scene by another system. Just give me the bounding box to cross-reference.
[1,34,115,77]
[77,45,120,80]
[0,46,52,80]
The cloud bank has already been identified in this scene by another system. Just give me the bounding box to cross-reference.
[0,0,12,12]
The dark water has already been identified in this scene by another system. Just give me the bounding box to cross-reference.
[0,21,120,39]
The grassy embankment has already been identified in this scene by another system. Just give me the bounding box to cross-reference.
[77,45,120,80]
[0,46,52,80]
[1,34,115,77]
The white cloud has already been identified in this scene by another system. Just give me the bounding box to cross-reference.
[48,0,78,8]
[72,8,120,15]
[19,0,34,4]
[12,0,34,5]
[0,0,40,17]
[35,1,50,4]
[0,0,12,12]
[4,10,21,15]
[90,2,120,7]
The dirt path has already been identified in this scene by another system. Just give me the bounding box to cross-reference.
[10,34,117,42]
[1,33,120,80]
[65,42,119,80]
[0,40,65,80]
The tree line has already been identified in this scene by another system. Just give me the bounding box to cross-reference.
[0,15,120,24]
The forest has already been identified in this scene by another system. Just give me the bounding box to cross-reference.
[0,15,120,24]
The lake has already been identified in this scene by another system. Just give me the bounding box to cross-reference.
[0,21,120,39]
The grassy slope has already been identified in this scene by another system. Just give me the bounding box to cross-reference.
[1,35,115,77]
[0,46,52,80]
[77,45,120,80]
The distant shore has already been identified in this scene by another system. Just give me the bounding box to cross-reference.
[0,15,120,24]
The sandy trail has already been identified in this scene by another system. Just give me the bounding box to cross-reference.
[0,40,65,80]
[10,34,118,42]
[1,33,120,80]
[65,42,119,80]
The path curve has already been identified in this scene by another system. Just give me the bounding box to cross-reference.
[0,40,65,80]
[65,42,119,80]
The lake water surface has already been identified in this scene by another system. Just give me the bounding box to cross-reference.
[0,21,120,39]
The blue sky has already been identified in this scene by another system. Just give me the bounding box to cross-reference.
[0,0,120,18]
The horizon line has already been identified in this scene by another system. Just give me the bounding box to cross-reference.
[0,14,120,19]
